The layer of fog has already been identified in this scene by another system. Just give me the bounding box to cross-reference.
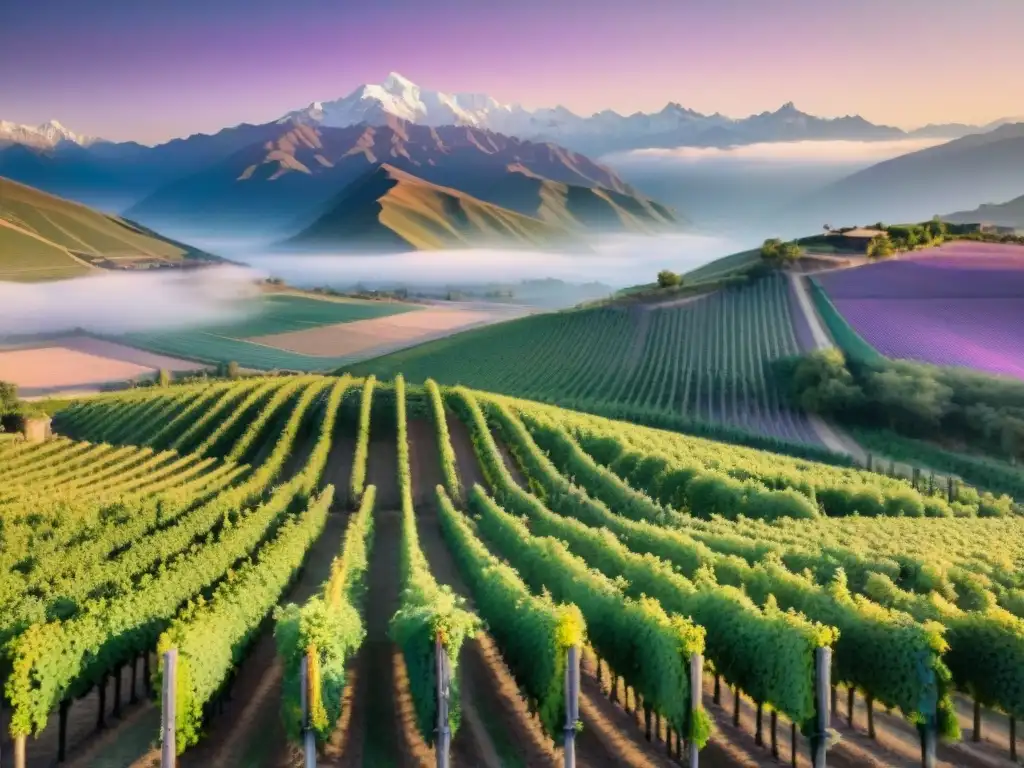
[205,232,745,291]
[603,137,948,238]
[605,138,947,165]
[0,266,262,338]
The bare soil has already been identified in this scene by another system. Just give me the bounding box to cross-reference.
[0,336,204,396]
[248,308,497,358]
[444,412,485,498]
[0,655,154,768]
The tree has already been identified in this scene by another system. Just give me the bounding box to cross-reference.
[656,269,683,288]
[779,241,802,262]
[227,361,240,380]
[0,381,19,416]
[157,368,171,388]
[866,235,894,259]
[760,238,783,260]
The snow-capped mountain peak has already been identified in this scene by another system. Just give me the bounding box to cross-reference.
[0,119,97,148]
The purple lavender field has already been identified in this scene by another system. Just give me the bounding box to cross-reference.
[818,242,1024,378]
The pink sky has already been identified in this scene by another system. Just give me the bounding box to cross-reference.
[2,0,1023,144]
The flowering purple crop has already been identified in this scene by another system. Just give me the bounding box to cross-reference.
[819,243,1024,379]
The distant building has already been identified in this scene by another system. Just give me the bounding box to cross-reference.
[823,227,888,253]
[22,415,52,444]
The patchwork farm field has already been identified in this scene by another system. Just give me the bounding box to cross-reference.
[113,294,514,372]
[0,335,206,395]
[816,242,1024,378]
[352,274,825,448]
[3,375,1024,768]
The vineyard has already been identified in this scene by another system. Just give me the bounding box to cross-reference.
[1,374,1023,768]
[351,274,824,450]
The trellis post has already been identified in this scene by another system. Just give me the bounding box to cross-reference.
[563,645,580,768]
[811,647,831,768]
[301,654,316,768]
[688,653,703,768]
[436,635,451,768]
[161,648,177,768]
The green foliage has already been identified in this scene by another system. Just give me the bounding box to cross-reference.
[806,279,884,367]
[275,485,377,743]
[3,378,345,738]
[435,485,584,738]
[349,376,376,506]
[159,487,335,752]
[425,380,462,500]
[866,235,895,259]
[656,269,683,288]
[389,375,481,744]
[761,238,802,263]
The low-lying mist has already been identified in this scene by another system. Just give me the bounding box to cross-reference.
[603,137,949,236]
[0,266,261,338]
[195,232,746,291]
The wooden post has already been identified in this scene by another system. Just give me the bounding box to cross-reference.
[644,703,653,741]
[689,653,702,768]
[733,686,741,727]
[756,701,764,746]
[811,646,831,768]
[564,646,579,768]
[791,723,798,768]
[14,735,26,768]
[436,635,451,768]
[713,673,721,705]
[301,655,316,768]
[847,687,855,728]
[1010,716,1017,762]
[771,710,779,759]
[972,699,981,742]
[920,715,937,768]
[58,699,71,762]
[162,648,177,768]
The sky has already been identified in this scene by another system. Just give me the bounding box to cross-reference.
[4,0,1024,144]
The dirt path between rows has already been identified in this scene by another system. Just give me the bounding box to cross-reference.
[445,412,485,498]
[324,506,435,768]
[409,417,556,767]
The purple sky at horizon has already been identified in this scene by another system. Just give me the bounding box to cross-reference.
[4,0,1023,144]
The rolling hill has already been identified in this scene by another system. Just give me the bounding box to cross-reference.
[944,194,1024,229]
[787,123,1024,228]
[125,118,675,238]
[284,164,572,251]
[0,176,219,281]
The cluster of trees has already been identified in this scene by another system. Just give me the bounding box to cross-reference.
[760,238,802,263]
[775,349,1024,462]
[656,269,684,288]
[0,381,46,432]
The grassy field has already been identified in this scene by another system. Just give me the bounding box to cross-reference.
[115,294,418,370]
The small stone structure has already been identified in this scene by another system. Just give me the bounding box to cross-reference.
[22,415,52,444]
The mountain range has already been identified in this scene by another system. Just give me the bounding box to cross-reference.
[785,123,1024,227]
[945,194,1024,229]
[7,72,1013,158]
[2,72,1022,251]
